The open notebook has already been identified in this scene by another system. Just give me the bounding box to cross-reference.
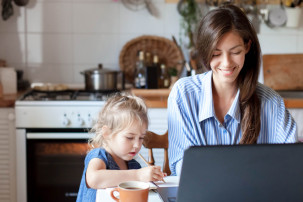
[150,176,179,189]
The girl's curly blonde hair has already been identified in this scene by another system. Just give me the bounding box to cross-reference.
[88,93,148,149]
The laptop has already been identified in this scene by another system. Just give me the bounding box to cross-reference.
[159,143,303,202]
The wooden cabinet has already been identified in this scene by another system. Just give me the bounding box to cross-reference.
[130,88,170,108]
[0,108,16,202]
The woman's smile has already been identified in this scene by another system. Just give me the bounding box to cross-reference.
[218,66,236,76]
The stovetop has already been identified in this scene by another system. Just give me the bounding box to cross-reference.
[15,89,122,128]
[18,89,120,101]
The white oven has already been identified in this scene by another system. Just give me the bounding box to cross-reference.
[16,130,92,202]
[15,91,106,202]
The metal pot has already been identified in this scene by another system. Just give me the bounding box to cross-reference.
[81,64,124,91]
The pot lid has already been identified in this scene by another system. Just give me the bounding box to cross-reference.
[84,64,118,74]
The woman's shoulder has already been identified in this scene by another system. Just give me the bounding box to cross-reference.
[170,71,210,98]
[175,71,209,88]
[256,83,283,106]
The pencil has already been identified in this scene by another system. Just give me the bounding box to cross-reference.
[138,153,166,183]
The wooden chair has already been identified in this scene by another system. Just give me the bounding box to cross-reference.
[143,131,171,176]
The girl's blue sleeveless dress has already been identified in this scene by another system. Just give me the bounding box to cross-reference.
[76,148,141,202]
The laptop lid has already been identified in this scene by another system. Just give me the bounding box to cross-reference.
[177,144,303,202]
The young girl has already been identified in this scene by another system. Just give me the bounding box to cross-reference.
[76,93,165,202]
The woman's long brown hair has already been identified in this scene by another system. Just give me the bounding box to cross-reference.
[196,4,261,144]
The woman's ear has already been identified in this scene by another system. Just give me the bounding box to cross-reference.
[245,40,252,54]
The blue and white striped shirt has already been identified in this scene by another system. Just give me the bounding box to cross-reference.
[168,71,297,176]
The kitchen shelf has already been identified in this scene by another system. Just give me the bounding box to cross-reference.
[284,99,303,108]
[130,88,171,97]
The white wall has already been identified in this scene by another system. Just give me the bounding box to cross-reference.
[0,0,302,84]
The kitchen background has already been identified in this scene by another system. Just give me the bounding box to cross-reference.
[0,1,302,202]
[0,0,302,85]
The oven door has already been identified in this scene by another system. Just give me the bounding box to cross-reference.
[22,130,92,202]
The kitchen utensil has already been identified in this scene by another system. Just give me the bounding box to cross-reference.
[13,0,29,6]
[145,0,159,17]
[285,7,302,27]
[121,0,158,17]
[81,64,124,91]
[1,0,14,20]
[267,6,287,27]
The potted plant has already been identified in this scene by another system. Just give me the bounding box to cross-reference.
[177,0,202,73]
[177,0,202,48]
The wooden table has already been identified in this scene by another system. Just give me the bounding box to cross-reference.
[96,176,179,202]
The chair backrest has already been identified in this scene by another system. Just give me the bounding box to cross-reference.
[143,131,171,176]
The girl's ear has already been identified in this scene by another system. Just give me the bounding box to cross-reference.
[101,125,111,139]
[245,40,252,54]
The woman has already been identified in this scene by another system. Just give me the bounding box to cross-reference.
[168,4,297,176]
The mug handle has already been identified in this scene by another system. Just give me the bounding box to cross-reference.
[110,188,120,201]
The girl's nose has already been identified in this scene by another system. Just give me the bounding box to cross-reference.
[133,139,141,148]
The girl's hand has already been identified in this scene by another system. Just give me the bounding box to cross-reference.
[137,166,166,182]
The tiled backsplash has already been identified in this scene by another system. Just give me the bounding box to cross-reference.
[0,0,302,84]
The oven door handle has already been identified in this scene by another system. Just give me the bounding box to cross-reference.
[27,132,94,139]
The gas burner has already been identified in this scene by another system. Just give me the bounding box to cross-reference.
[19,89,120,101]
[36,94,57,101]
[74,90,120,101]
[21,90,74,101]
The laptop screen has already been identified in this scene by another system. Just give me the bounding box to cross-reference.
[176,144,303,202]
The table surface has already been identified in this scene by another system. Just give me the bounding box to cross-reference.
[96,176,179,202]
